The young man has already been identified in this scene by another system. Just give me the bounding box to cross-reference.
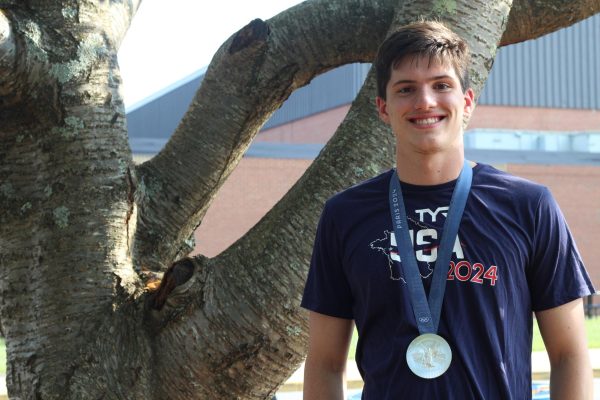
[301,21,595,399]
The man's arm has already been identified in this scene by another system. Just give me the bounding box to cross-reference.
[303,311,354,400]
[535,298,593,400]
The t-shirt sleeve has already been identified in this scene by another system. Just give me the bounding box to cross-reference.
[528,187,595,311]
[301,200,354,319]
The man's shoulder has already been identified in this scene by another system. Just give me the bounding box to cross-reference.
[474,163,548,199]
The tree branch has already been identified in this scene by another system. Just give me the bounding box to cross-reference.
[501,0,600,46]
[132,0,392,271]
[131,0,600,273]
[0,0,142,117]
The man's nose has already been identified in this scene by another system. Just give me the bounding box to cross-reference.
[414,88,436,110]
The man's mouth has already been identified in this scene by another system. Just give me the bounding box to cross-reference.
[410,116,444,125]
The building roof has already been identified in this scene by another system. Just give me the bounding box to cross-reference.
[126,14,600,163]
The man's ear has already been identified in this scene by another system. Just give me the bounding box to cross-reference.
[463,88,475,117]
[375,96,390,124]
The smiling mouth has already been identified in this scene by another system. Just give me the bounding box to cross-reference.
[410,116,445,125]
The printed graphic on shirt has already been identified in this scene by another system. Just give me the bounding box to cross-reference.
[369,206,498,286]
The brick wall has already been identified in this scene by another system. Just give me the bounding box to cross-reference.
[469,106,600,132]
[192,159,600,303]
[192,157,311,258]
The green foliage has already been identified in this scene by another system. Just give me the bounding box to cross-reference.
[0,338,5,374]
[532,319,546,352]
[587,317,600,348]
[533,316,600,352]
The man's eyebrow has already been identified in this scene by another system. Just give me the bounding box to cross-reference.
[390,75,454,86]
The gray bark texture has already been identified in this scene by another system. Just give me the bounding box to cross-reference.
[0,0,598,398]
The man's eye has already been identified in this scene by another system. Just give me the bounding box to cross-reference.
[397,87,413,94]
[435,83,451,90]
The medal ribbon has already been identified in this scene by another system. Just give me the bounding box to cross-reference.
[388,160,472,334]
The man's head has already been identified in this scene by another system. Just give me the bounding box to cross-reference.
[375,20,471,99]
[374,20,475,159]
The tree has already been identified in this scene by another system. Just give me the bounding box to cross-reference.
[0,0,598,398]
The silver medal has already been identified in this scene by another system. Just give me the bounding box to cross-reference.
[406,333,452,379]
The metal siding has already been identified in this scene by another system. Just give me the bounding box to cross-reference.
[568,20,579,108]
[558,31,568,108]
[263,63,370,129]
[478,13,600,109]
[596,18,600,108]
[525,40,533,106]
[546,34,555,107]
[559,28,568,108]
[126,14,600,153]
[585,18,594,107]
[586,16,598,108]
[576,22,583,108]
[501,46,509,104]
[127,75,201,139]
[498,46,509,105]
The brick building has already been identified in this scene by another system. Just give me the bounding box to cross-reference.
[127,15,600,306]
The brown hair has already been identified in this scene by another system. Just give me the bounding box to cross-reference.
[375,20,471,99]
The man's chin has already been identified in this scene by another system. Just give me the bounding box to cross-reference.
[410,140,445,154]
[409,141,463,156]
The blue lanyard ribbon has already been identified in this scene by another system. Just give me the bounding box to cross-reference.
[388,160,472,334]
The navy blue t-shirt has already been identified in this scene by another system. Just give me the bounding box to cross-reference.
[301,163,595,399]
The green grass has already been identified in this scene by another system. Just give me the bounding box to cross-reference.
[0,338,5,374]
[533,316,600,352]
[586,317,600,348]
[349,317,600,360]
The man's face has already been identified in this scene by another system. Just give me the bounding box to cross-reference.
[376,56,474,157]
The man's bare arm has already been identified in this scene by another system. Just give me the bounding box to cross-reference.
[303,311,354,400]
[536,298,593,400]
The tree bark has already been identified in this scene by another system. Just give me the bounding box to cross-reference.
[502,0,600,45]
[0,0,598,399]
[0,2,151,399]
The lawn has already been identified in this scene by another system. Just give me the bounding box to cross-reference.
[348,316,600,360]
[532,316,600,352]
[0,338,4,374]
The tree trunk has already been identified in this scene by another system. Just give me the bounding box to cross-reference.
[0,0,598,398]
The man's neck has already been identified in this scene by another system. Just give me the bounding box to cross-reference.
[395,150,466,186]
